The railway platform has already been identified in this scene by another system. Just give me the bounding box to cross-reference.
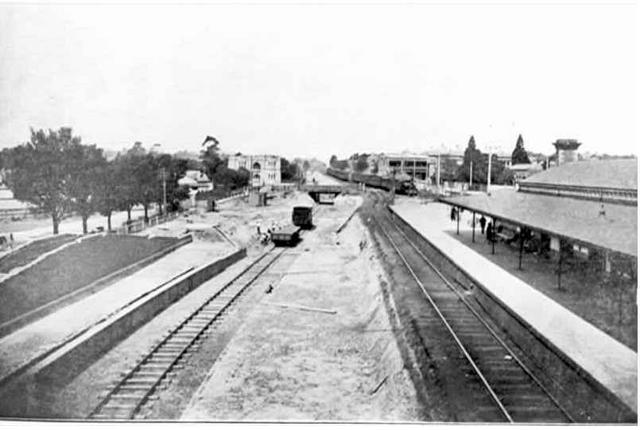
[390,199,637,420]
[0,241,234,389]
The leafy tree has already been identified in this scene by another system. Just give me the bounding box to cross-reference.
[4,128,79,234]
[353,153,369,172]
[133,152,160,223]
[329,155,338,168]
[67,143,107,233]
[457,135,485,184]
[281,157,299,182]
[456,136,507,185]
[201,140,250,192]
[112,153,139,221]
[211,165,249,191]
[511,134,531,164]
[94,161,119,231]
[233,167,250,189]
[154,154,190,214]
[201,140,225,183]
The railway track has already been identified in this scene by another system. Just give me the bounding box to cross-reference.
[370,195,573,423]
[89,247,286,420]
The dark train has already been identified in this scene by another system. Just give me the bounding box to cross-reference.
[326,167,418,196]
[292,205,314,229]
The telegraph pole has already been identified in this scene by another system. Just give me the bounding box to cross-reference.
[162,168,167,214]
[487,150,492,195]
[469,161,473,188]
[436,154,441,191]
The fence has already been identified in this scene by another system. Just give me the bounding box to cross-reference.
[116,211,180,235]
[0,207,45,222]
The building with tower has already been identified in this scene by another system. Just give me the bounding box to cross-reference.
[227,154,281,187]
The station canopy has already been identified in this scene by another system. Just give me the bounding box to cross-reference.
[522,159,637,190]
[441,188,637,257]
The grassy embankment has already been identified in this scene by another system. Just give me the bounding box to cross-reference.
[0,235,179,325]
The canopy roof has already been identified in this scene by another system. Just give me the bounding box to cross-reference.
[441,188,637,257]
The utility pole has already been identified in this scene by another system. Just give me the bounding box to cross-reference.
[487,150,492,195]
[162,168,167,215]
[469,161,473,188]
[436,154,441,191]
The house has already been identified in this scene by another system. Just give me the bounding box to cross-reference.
[178,170,213,192]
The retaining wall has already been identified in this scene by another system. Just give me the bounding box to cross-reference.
[2,248,246,417]
[0,234,194,338]
[388,207,636,423]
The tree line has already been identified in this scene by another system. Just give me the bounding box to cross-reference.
[1,128,193,234]
[1,128,305,235]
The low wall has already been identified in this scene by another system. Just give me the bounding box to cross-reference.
[0,235,194,339]
[2,248,246,417]
[388,207,636,423]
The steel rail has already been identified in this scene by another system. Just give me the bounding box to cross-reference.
[385,211,574,422]
[374,215,514,422]
[89,247,285,419]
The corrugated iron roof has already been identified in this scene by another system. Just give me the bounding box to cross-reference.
[523,159,637,190]
[441,188,637,257]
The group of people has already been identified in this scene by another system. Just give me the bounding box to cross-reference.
[256,221,282,245]
[450,207,495,242]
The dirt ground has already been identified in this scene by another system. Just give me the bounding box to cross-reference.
[29,189,423,421]
[179,194,422,421]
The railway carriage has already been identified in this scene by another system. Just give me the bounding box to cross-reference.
[271,225,301,247]
[292,205,314,229]
[326,168,418,195]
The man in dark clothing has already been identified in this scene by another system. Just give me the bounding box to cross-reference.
[479,216,486,234]
[450,207,456,221]
[485,221,493,242]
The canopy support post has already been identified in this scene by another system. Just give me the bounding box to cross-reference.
[518,228,524,270]
[472,212,476,243]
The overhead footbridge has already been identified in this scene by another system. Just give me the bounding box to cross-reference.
[302,184,345,204]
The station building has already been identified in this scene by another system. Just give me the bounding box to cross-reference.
[508,163,543,182]
[440,155,638,286]
[375,153,437,182]
[227,154,281,187]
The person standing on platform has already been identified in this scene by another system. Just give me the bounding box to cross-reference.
[479,215,486,234]
[485,221,493,242]
[450,207,457,221]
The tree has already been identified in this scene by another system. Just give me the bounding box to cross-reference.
[94,161,119,231]
[511,134,531,164]
[353,153,369,172]
[201,140,225,184]
[281,157,299,182]
[67,143,107,233]
[456,135,485,184]
[329,155,338,168]
[456,136,507,185]
[112,153,139,221]
[154,154,190,214]
[133,152,160,223]
[4,128,79,234]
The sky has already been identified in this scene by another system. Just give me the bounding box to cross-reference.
[0,1,637,160]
